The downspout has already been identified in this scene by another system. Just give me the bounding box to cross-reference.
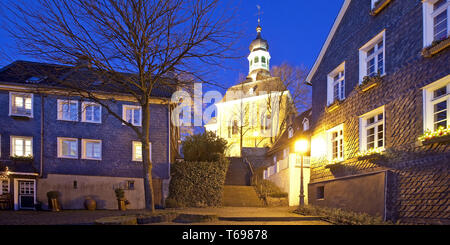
[168,103,171,175]
[39,94,45,178]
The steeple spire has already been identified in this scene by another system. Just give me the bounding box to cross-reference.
[247,4,271,81]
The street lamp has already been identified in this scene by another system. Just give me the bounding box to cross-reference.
[295,139,308,206]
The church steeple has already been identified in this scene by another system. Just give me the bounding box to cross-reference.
[247,7,271,81]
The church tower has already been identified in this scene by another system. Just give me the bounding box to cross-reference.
[247,24,271,81]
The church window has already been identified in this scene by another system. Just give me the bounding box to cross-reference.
[254,56,259,63]
[261,56,266,64]
[232,120,239,135]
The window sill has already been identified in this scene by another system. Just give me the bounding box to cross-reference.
[324,160,344,169]
[422,37,450,58]
[57,119,78,122]
[9,114,33,119]
[82,120,102,124]
[370,0,392,16]
[421,134,450,146]
[58,156,78,160]
[82,157,102,161]
[356,152,385,161]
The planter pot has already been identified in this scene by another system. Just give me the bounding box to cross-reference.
[422,135,450,145]
[370,0,392,16]
[84,198,97,211]
[48,198,61,212]
[118,199,127,211]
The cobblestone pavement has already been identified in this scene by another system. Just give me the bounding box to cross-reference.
[0,207,330,225]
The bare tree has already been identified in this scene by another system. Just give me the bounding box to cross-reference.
[2,0,239,211]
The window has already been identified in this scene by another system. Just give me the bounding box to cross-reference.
[359,31,386,83]
[127,180,135,190]
[303,118,310,131]
[360,107,385,152]
[9,92,33,117]
[254,56,259,63]
[122,105,142,126]
[316,186,325,200]
[132,141,152,162]
[288,127,294,138]
[232,120,239,135]
[82,102,101,123]
[82,139,102,160]
[327,62,345,105]
[327,124,344,162]
[261,113,271,132]
[11,136,33,157]
[423,0,449,47]
[1,179,9,195]
[57,137,78,159]
[57,100,78,121]
[423,75,450,131]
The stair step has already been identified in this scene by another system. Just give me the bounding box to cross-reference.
[223,185,264,207]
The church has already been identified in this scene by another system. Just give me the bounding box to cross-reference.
[205,24,294,157]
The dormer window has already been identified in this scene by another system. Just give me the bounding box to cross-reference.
[26,76,46,84]
[288,127,294,139]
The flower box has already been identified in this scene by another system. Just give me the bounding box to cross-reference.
[421,134,450,146]
[10,156,34,163]
[326,100,342,113]
[357,153,384,161]
[422,37,450,58]
[370,0,393,16]
[324,161,344,169]
[357,75,382,93]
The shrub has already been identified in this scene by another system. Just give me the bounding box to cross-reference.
[295,205,394,225]
[46,191,59,199]
[167,156,229,207]
[114,188,125,200]
[182,131,228,162]
[255,180,288,198]
[165,198,181,208]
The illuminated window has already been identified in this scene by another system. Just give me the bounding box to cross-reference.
[327,124,344,162]
[9,92,33,117]
[327,62,345,105]
[423,75,450,131]
[132,141,152,162]
[359,31,385,83]
[82,139,102,160]
[57,100,78,121]
[360,107,385,152]
[1,180,9,195]
[423,0,449,47]
[11,136,33,157]
[288,127,294,138]
[82,102,101,123]
[303,118,310,131]
[122,105,142,126]
[57,137,78,159]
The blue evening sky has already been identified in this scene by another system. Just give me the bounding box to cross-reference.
[0,0,345,94]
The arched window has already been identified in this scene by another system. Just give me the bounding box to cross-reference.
[261,56,266,64]
[261,113,271,132]
[288,127,294,138]
[250,60,253,66]
[232,120,239,135]
[303,118,310,131]
[254,56,259,63]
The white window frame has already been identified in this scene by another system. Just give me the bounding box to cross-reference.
[81,102,102,124]
[423,0,450,47]
[423,75,450,132]
[303,118,310,131]
[81,139,102,160]
[132,141,151,162]
[122,105,142,126]
[327,124,344,162]
[10,136,33,157]
[359,30,386,83]
[327,62,346,105]
[57,137,78,159]
[9,92,34,118]
[359,106,385,152]
[57,99,79,122]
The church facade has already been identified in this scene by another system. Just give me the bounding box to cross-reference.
[206,25,294,157]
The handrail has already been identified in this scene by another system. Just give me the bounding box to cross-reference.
[243,157,254,176]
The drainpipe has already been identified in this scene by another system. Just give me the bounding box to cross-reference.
[39,94,45,178]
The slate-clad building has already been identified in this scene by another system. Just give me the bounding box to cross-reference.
[306,0,449,224]
[0,60,177,210]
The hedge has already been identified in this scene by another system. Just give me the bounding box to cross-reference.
[167,157,229,207]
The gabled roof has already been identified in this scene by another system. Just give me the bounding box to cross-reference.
[0,60,174,99]
[305,0,351,83]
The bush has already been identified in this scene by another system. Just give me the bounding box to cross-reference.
[165,198,181,208]
[114,188,125,200]
[46,191,59,199]
[255,180,288,198]
[167,156,229,207]
[295,205,394,225]
[182,131,227,162]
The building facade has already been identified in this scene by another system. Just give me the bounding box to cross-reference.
[0,61,176,210]
[206,24,293,157]
[306,0,449,224]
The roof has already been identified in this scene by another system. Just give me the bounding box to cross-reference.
[305,0,351,83]
[220,76,288,103]
[0,60,174,99]
[267,108,312,155]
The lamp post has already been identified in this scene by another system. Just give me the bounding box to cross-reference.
[295,139,308,206]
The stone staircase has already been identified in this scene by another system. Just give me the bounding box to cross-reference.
[223,157,264,207]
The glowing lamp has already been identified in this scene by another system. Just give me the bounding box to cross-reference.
[295,139,308,154]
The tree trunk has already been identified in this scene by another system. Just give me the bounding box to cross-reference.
[142,102,155,212]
